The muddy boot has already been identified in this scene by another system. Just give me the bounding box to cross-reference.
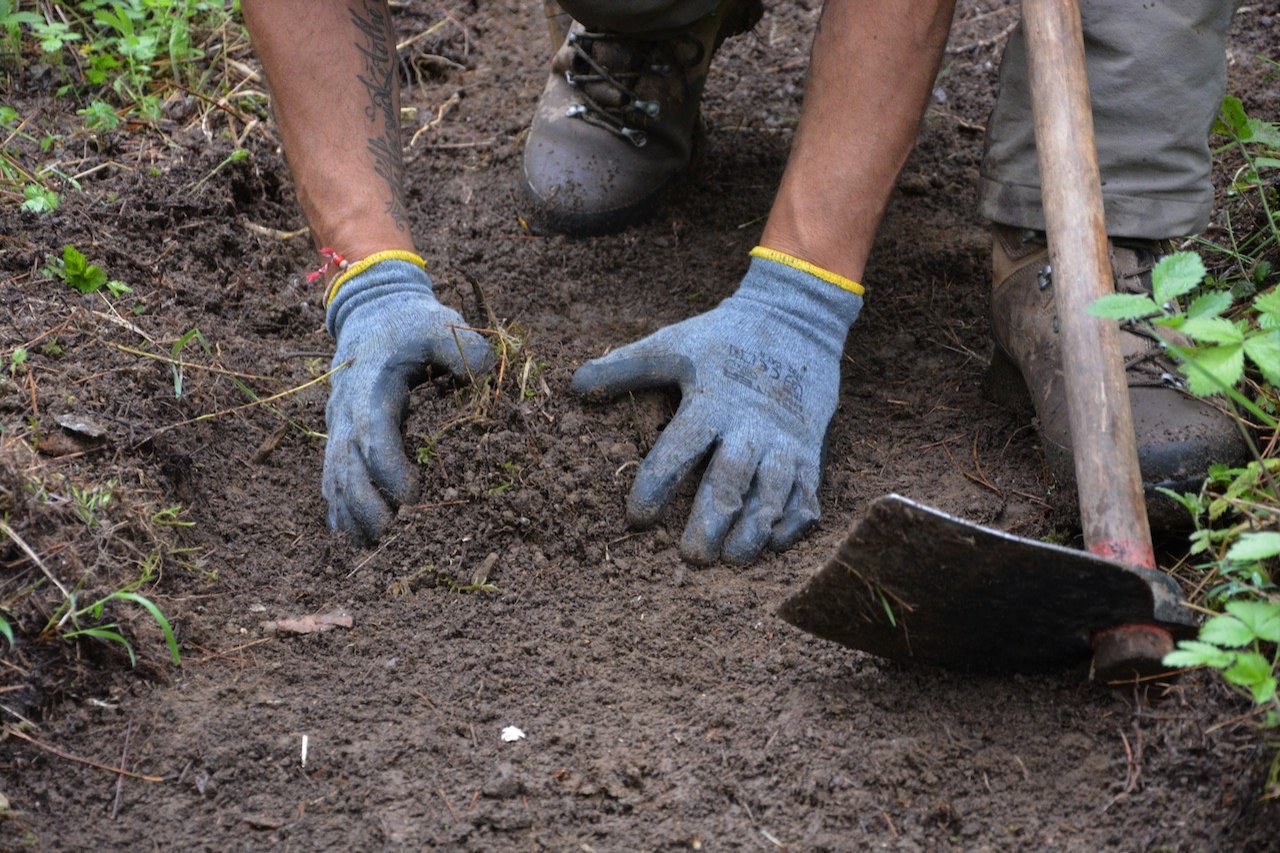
[985,224,1248,529]
[522,0,763,236]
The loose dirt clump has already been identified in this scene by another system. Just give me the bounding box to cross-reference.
[2,2,1279,849]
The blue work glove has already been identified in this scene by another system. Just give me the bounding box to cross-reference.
[572,248,864,564]
[323,254,494,543]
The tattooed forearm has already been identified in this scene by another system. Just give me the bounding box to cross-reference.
[350,0,408,232]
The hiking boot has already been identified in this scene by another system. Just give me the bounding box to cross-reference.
[985,224,1247,528]
[522,0,763,236]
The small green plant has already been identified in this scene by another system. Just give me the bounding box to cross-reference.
[188,147,249,192]
[54,589,181,667]
[1093,251,1279,722]
[1165,594,1279,711]
[416,435,440,465]
[70,480,114,526]
[0,1,41,56]
[1096,92,1280,798]
[1089,251,1280,399]
[169,327,209,398]
[1195,95,1280,299]
[21,182,58,213]
[426,565,500,595]
[77,99,122,132]
[0,612,14,651]
[30,17,81,54]
[43,244,130,296]
[151,504,195,527]
[488,460,523,495]
[1215,95,1280,220]
[519,358,550,401]
[6,346,27,377]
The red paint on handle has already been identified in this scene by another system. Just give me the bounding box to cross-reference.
[1089,538,1156,570]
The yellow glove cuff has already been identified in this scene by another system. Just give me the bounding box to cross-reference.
[325,250,428,306]
[749,246,865,296]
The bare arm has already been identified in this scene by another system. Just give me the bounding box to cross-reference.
[241,0,414,263]
[761,0,957,283]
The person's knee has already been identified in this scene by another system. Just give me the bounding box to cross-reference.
[556,0,720,33]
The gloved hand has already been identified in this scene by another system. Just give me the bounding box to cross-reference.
[323,254,494,543]
[572,248,864,564]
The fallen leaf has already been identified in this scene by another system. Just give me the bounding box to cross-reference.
[262,609,353,635]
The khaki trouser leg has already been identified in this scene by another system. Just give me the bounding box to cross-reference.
[555,0,720,33]
[978,0,1241,239]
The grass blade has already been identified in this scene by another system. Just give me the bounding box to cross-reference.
[111,592,181,665]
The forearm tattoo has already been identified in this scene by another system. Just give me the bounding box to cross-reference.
[350,0,408,232]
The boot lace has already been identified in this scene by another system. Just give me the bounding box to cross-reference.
[561,30,705,148]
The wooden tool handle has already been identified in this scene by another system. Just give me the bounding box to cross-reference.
[1021,0,1155,570]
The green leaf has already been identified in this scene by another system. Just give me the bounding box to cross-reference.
[1200,613,1256,648]
[1256,157,1280,171]
[111,591,181,664]
[1226,531,1280,561]
[62,244,87,275]
[76,101,121,133]
[1254,290,1280,329]
[1225,600,1280,643]
[1251,676,1278,705]
[1088,293,1159,320]
[1152,252,1207,304]
[1163,640,1234,670]
[1219,95,1251,140]
[171,327,207,357]
[21,184,58,214]
[66,627,137,667]
[0,614,13,650]
[93,6,134,38]
[1181,342,1244,396]
[1186,290,1233,320]
[1244,332,1280,387]
[1179,316,1244,346]
[1224,650,1273,696]
[1248,119,1280,149]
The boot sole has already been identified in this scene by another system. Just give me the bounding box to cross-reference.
[520,176,670,237]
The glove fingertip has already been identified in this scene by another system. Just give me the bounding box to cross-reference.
[625,467,683,529]
[677,536,718,566]
[722,526,769,565]
[350,495,395,546]
[329,453,398,546]
[570,359,619,400]
[572,342,685,400]
[624,494,663,529]
[441,330,496,380]
[371,455,420,509]
[327,494,371,545]
[770,505,820,552]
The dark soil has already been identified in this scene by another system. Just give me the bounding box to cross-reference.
[3,1,1280,849]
